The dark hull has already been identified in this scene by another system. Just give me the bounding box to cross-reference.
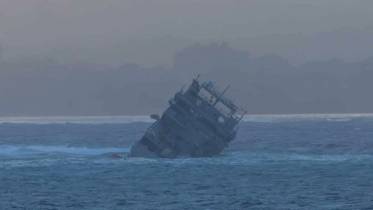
[130,110,235,158]
[129,77,243,158]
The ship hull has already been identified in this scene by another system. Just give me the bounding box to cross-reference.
[129,108,235,158]
[129,77,242,158]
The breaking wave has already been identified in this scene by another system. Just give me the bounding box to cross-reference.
[0,145,129,157]
[158,152,373,166]
[2,144,371,165]
[0,116,154,124]
[243,113,373,123]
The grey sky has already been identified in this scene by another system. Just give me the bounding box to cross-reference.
[1,0,373,65]
[1,1,373,116]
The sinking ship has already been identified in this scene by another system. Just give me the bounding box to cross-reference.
[129,76,246,158]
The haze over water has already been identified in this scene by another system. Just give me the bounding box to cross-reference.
[1,1,373,115]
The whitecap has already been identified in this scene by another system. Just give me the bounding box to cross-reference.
[0,145,129,157]
[0,116,154,124]
[243,113,373,123]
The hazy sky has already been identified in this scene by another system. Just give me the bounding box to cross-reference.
[1,0,373,116]
[1,0,373,65]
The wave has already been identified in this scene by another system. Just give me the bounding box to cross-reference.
[0,145,129,157]
[1,147,372,169]
[1,144,371,163]
[246,153,373,162]
[0,116,154,124]
[125,152,373,167]
[243,113,373,123]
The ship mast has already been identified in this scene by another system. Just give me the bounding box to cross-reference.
[213,85,230,106]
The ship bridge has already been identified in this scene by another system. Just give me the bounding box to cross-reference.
[194,78,246,121]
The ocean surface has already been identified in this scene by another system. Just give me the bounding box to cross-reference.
[1,114,373,210]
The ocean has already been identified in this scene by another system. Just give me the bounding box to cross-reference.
[1,115,373,210]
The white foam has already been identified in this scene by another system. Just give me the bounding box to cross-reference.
[243,113,373,123]
[0,116,154,124]
[257,153,373,162]
[0,145,129,156]
[143,152,373,166]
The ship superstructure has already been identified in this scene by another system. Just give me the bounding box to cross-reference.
[129,76,246,158]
